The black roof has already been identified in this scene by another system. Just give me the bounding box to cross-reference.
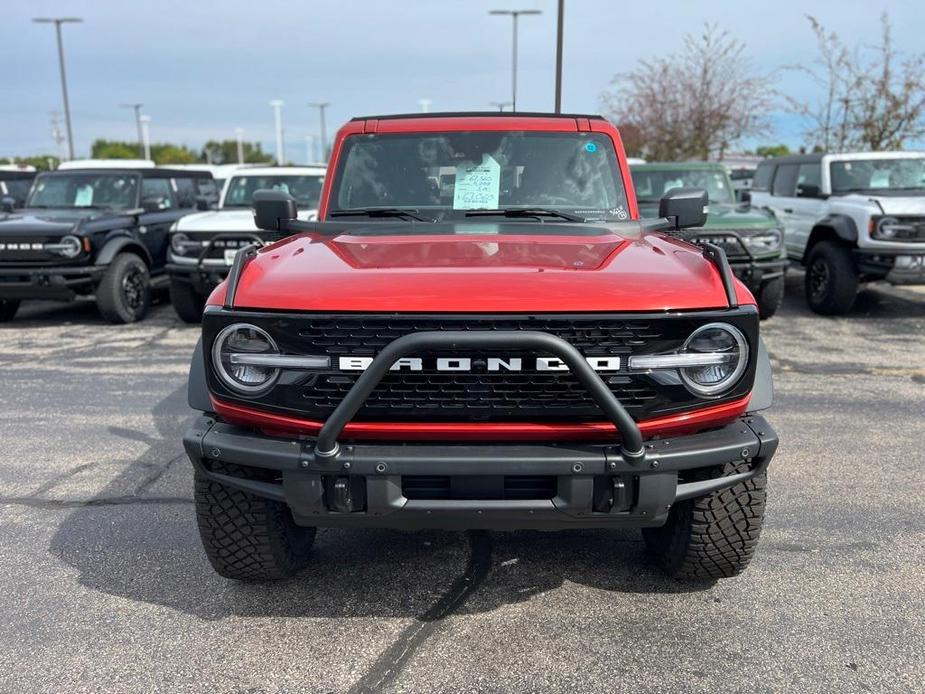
[0,170,36,179]
[351,111,606,122]
[39,167,212,179]
[758,153,824,166]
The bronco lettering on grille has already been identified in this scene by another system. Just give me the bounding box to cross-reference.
[338,356,621,372]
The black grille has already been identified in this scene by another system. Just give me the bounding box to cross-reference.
[402,475,557,500]
[204,311,759,425]
[683,233,749,259]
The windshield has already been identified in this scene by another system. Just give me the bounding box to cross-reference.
[26,172,139,210]
[327,131,630,222]
[830,158,925,193]
[2,179,33,204]
[223,174,324,208]
[631,168,735,204]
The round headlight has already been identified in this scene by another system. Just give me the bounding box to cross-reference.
[742,228,782,254]
[170,232,191,255]
[211,323,280,394]
[57,235,82,258]
[679,323,748,396]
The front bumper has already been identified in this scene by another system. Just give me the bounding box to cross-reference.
[184,414,777,530]
[729,256,788,289]
[854,249,925,285]
[166,259,230,295]
[0,264,105,300]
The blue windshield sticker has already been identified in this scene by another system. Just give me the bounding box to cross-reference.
[584,142,597,153]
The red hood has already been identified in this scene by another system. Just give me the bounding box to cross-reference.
[209,223,753,312]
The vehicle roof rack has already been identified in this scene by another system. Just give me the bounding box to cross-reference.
[699,242,738,308]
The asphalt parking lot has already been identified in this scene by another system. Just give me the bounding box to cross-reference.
[1,275,923,694]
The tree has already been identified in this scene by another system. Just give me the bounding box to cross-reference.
[12,155,60,171]
[755,144,791,158]
[601,25,774,161]
[89,139,198,164]
[150,144,198,165]
[788,13,925,151]
[201,140,269,165]
[91,139,139,159]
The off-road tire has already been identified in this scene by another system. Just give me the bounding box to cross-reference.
[804,241,858,315]
[756,276,784,320]
[195,462,317,581]
[169,277,205,323]
[96,253,151,323]
[0,299,20,322]
[642,461,767,581]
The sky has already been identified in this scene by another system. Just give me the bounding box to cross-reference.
[2,0,923,161]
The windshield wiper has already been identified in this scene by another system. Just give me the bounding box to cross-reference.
[464,208,585,222]
[329,207,435,222]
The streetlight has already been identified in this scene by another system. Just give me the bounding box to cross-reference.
[490,101,513,112]
[488,8,541,112]
[139,115,151,161]
[33,17,83,160]
[308,102,329,162]
[419,98,432,113]
[120,103,144,157]
[234,128,245,164]
[270,100,285,165]
[305,135,315,164]
[554,0,564,113]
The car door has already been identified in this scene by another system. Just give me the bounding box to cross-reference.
[788,163,826,254]
[768,164,801,257]
[138,176,178,268]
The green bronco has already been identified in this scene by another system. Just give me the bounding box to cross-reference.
[631,162,787,319]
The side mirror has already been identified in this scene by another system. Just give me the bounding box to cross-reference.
[738,190,752,204]
[658,187,708,229]
[141,196,167,213]
[253,189,298,231]
[0,196,15,213]
[195,195,211,211]
[796,183,820,198]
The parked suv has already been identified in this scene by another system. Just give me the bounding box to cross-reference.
[183,113,778,582]
[0,167,213,323]
[750,152,925,314]
[166,166,326,322]
[631,162,787,318]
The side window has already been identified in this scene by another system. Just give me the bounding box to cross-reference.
[752,163,774,192]
[172,177,197,207]
[796,163,822,197]
[141,178,174,209]
[197,177,219,201]
[771,164,799,197]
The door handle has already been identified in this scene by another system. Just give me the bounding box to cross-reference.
[783,208,793,214]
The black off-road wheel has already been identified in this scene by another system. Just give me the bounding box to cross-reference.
[642,462,767,581]
[169,277,206,324]
[0,299,20,322]
[756,276,784,320]
[195,462,317,581]
[96,253,151,324]
[804,241,858,315]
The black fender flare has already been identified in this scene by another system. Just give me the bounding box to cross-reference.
[187,337,213,412]
[94,233,153,267]
[804,214,858,261]
[748,337,774,412]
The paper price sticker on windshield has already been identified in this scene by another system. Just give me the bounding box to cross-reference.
[453,154,500,210]
[74,184,94,207]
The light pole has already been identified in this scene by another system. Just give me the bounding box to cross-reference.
[270,100,285,165]
[33,17,82,160]
[554,0,564,113]
[490,101,513,112]
[419,98,432,113]
[120,103,144,157]
[308,102,329,162]
[305,135,315,164]
[235,128,245,164]
[139,115,151,161]
[489,8,541,112]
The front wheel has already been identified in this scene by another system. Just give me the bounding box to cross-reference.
[805,241,858,315]
[195,462,316,581]
[642,462,767,581]
[756,276,784,320]
[0,299,20,322]
[96,253,151,324]
[169,277,206,323]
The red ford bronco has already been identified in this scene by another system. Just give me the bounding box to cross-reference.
[184,113,777,582]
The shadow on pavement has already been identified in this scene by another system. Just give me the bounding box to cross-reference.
[48,384,709,623]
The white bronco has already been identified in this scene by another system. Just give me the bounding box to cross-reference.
[166,165,326,322]
[749,151,925,314]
